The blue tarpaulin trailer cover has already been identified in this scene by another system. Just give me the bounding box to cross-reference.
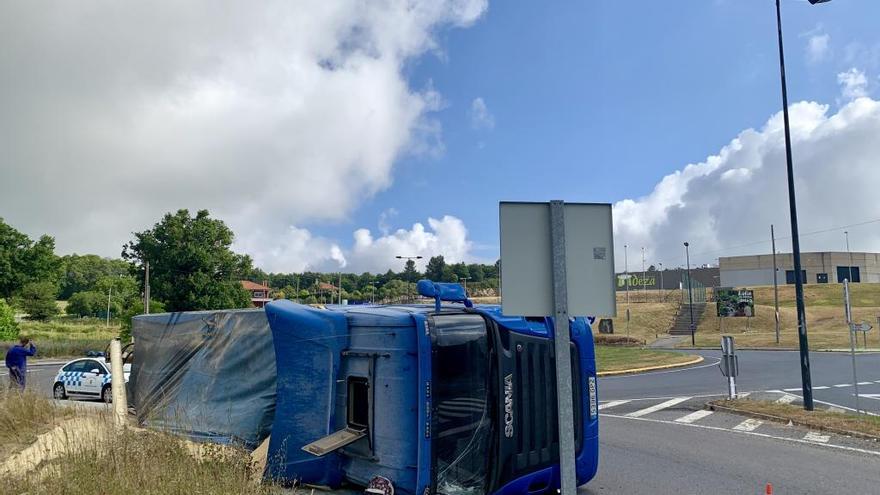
[130,310,277,448]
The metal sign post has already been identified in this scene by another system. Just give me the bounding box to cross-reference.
[549,201,576,495]
[720,336,739,399]
[844,280,862,415]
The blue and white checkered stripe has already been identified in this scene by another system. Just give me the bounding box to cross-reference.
[59,371,84,387]
[102,374,112,386]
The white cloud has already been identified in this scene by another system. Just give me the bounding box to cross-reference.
[613,97,880,270]
[234,215,473,273]
[470,97,495,130]
[838,68,869,101]
[805,33,831,65]
[0,1,488,266]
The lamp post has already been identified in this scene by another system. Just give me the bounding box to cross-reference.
[845,231,853,283]
[774,0,831,411]
[396,255,423,303]
[624,244,629,305]
[460,276,471,296]
[684,242,694,346]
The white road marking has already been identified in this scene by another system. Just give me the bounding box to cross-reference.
[813,386,829,390]
[776,394,797,405]
[598,400,631,411]
[732,418,764,432]
[602,414,880,457]
[834,384,851,388]
[803,432,830,443]
[675,409,714,424]
[783,388,800,392]
[858,382,873,386]
[626,397,690,418]
[858,394,880,401]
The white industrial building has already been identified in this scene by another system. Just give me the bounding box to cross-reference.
[719,251,880,287]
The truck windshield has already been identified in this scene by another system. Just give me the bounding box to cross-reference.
[431,314,492,495]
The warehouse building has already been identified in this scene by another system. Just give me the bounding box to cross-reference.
[719,252,880,287]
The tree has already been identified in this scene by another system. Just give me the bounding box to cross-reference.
[122,209,252,312]
[59,254,129,299]
[425,255,446,282]
[402,259,420,282]
[19,281,59,320]
[67,291,106,317]
[0,298,18,341]
[0,218,61,298]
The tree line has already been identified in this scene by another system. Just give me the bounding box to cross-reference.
[1,210,499,338]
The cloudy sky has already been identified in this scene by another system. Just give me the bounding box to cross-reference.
[2,1,879,274]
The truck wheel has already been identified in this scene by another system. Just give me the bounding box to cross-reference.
[102,385,113,404]
[53,382,67,400]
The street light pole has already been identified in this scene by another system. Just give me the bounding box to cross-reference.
[775,0,829,411]
[641,247,647,303]
[845,231,853,283]
[460,276,470,295]
[684,242,694,346]
[624,244,629,305]
[396,255,423,303]
[658,262,664,302]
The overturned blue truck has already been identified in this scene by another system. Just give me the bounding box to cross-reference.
[130,281,599,494]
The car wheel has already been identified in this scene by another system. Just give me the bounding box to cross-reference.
[102,385,112,404]
[53,382,67,400]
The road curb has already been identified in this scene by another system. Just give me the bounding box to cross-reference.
[598,355,704,377]
[707,401,880,443]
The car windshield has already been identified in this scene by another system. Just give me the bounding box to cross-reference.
[431,314,492,495]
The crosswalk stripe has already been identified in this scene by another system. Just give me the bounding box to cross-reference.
[803,432,830,443]
[813,386,829,390]
[834,384,851,388]
[674,409,714,424]
[776,394,797,405]
[625,397,689,418]
[782,388,800,392]
[732,418,764,431]
[598,400,631,411]
[857,382,872,386]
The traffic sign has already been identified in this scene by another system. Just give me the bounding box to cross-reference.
[850,322,873,333]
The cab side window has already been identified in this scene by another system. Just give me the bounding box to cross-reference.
[63,361,87,373]
[83,360,106,374]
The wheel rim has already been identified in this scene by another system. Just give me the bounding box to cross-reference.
[54,385,64,399]
[103,388,112,403]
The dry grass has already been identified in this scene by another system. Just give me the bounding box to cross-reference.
[711,398,880,438]
[1,319,117,358]
[596,346,695,373]
[2,429,283,495]
[0,390,69,459]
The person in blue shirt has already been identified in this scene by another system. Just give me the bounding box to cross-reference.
[5,337,37,391]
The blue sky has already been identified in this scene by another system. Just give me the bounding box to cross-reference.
[314,0,880,268]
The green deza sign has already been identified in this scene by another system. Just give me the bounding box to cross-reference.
[617,274,656,288]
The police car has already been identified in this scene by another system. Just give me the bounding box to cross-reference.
[52,357,130,403]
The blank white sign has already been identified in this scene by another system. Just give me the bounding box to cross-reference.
[499,202,616,318]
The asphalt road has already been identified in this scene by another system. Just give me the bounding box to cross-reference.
[601,349,880,414]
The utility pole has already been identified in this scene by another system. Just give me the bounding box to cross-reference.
[684,242,694,346]
[776,0,815,410]
[106,287,112,327]
[771,225,779,344]
[658,262,664,302]
[624,244,629,305]
[641,247,647,303]
[144,261,151,315]
[338,271,343,305]
[460,276,470,295]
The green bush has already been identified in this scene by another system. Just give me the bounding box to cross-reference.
[67,291,108,318]
[19,281,59,321]
[0,298,17,341]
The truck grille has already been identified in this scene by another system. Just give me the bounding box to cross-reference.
[495,328,583,485]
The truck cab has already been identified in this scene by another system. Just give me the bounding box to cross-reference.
[265,281,598,494]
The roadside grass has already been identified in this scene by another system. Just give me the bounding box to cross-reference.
[690,303,880,349]
[1,318,118,358]
[0,390,70,460]
[608,300,680,344]
[596,346,696,373]
[710,398,880,438]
